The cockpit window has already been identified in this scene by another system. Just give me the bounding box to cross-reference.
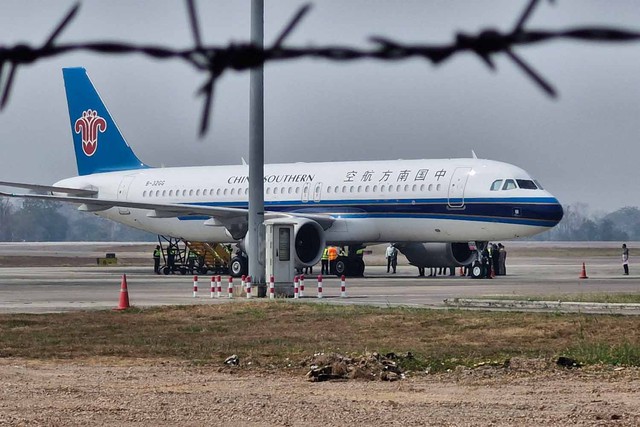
[490,180,503,191]
[534,180,544,190]
[502,179,517,190]
[516,179,538,190]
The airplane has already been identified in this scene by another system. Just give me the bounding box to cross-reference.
[0,67,563,278]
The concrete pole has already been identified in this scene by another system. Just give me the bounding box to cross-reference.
[248,0,266,292]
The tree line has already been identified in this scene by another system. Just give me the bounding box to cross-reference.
[0,199,154,242]
[1,198,639,242]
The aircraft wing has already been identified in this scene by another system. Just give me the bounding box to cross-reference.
[0,189,335,237]
[0,181,98,196]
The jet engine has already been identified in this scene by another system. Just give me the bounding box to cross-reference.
[239,218,325,268]
[394,242,475,268]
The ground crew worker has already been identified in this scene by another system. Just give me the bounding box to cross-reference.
[321,247,329,275]
[167,246,176,273]
[188,250,198,273]
[386,243,398,274]
[327,246,338,274]
[153,245,161,274]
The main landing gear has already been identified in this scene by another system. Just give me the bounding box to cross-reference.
[332,244,366,277]
[470,241,489,279]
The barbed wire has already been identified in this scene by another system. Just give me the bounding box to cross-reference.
[1,0,640,136]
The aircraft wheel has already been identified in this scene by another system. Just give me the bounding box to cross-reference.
[197,266,209,275]
[334,260,347,277]
[229,256,248,278]
[179,267,187,275]
[471,261,483,279]
[162,266,171,275]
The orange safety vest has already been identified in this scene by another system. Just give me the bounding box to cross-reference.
[327,246,338,261]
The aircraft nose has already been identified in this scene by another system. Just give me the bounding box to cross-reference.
[549,198,564,225]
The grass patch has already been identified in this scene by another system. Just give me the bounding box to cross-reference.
[1,301,640,372]
[481,293,640,304]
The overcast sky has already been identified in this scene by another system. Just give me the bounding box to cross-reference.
[0,0,639,212]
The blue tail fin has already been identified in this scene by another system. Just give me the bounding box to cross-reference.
[63,67,148,176]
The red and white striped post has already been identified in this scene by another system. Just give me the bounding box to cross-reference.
[246,276,252,299]
[340,274,347,298]
[269,275,275,299]
[193,275,199,298]
[241,275,246,292]
[317,275,323,299]
[216,275,222,298]
[227,276,233,299]
[299,274,305,298]
[210,276,215,298]
[293,275,299,299]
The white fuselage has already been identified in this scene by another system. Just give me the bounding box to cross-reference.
[55,158,563,244]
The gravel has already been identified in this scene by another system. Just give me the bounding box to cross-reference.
[1,358,639,426]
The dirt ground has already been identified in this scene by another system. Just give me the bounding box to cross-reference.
[1,358,639,426]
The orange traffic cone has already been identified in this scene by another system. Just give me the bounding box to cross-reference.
[579,263,588,279]
[115,274,131,310]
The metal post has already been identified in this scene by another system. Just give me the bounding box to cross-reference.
[249,0,266,293]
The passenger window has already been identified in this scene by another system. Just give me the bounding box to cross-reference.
[274,187,278,195]
[196,189,201,196]
[143,190,147,197]
[266,188,271,195]
[365,185,370,192]
[436,184,441,191]
[428,184,433,191]
[516,179,538,190]
[490,180,503,191]
[373,185,378,192]
[162,190,166,197]
[502,179,517,190]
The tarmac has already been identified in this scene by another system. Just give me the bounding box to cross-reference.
[0,241,639,314]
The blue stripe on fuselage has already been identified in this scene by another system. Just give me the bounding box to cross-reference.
[175,196,563,227]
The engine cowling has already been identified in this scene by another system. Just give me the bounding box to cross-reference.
[239,218,325,268]
[395,242,475,268]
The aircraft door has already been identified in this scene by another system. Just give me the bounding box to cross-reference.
[447,167,471,208]
[313,182,322,203]
[117,174,136,215]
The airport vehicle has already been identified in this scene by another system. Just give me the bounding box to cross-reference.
[0,68,564,278]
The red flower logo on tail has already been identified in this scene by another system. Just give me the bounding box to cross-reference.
[74,110,107,157]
